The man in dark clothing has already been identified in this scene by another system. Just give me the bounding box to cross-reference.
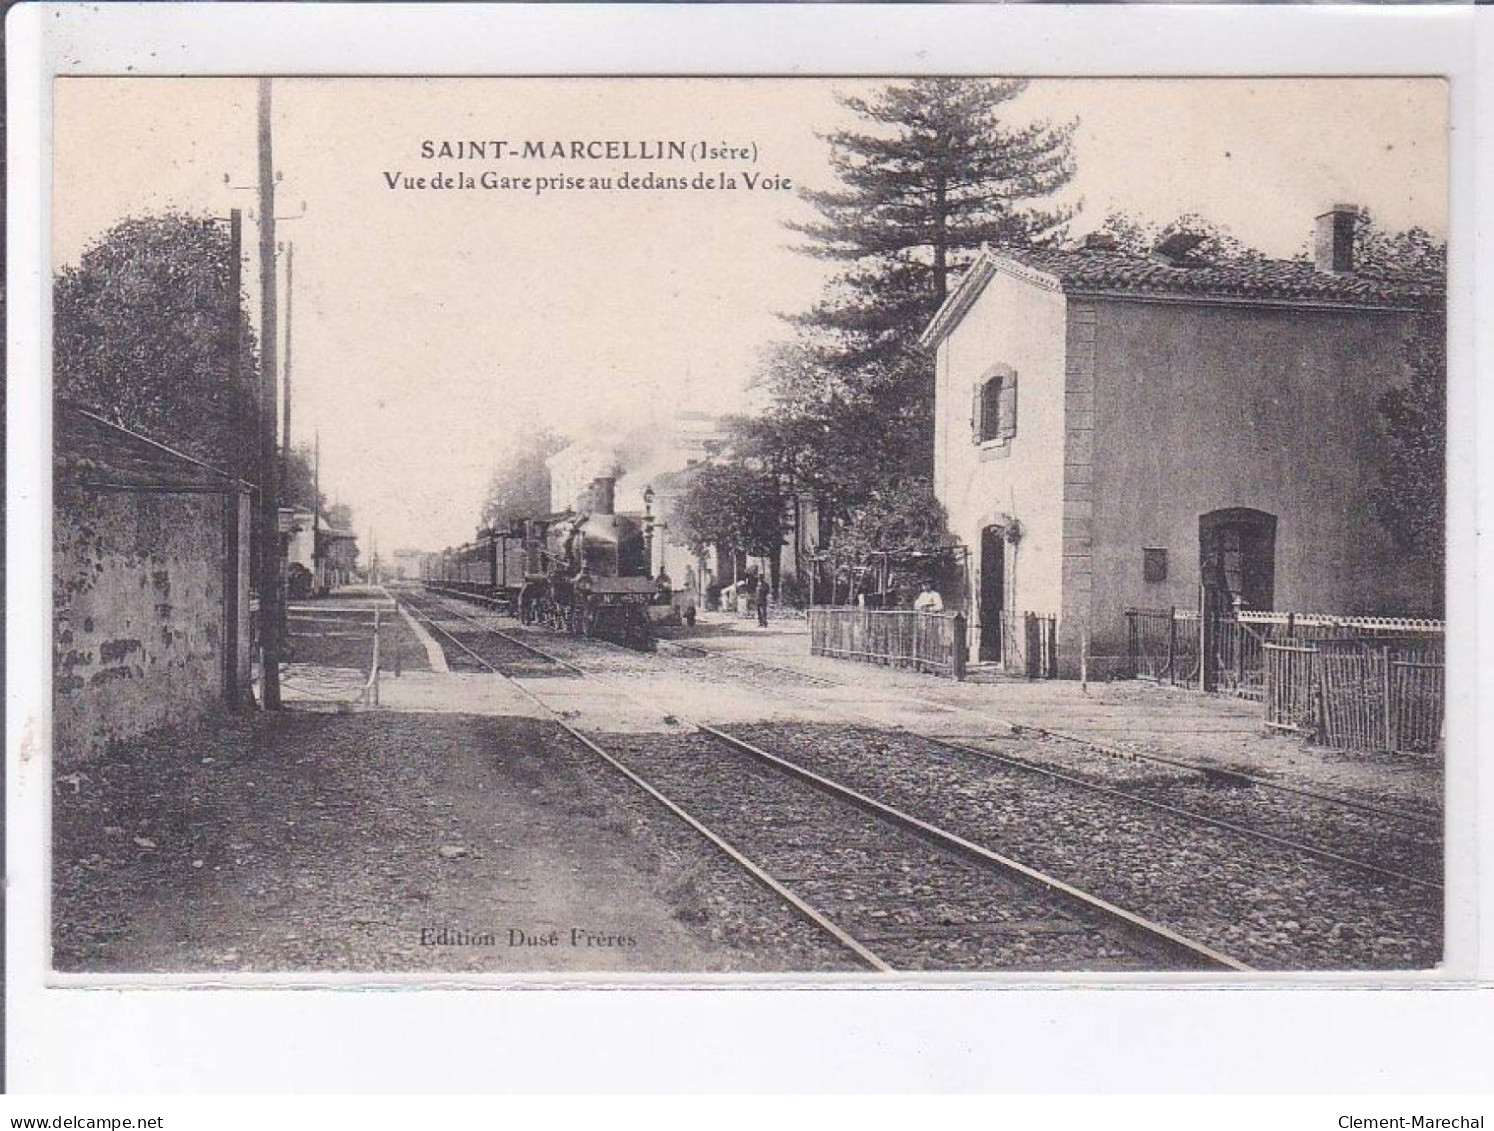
[755,575,770,627]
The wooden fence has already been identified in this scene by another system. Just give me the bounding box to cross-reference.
[1307,638,1444,755]
[1266,639,1445,755]
[1389,653,1445,755]
[1262,641,1318,736]
[807,608,967,679]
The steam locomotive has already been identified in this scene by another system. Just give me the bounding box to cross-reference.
[422,475,666,649]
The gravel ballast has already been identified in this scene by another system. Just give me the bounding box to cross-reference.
[404,589,1446,973]
[725,723,1442,971]
[597,730,1193,972]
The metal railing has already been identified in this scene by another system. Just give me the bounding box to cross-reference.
[1124,606,1200,686]
[986,609,1059,679]
[1126,607,1444,702]
[808,607,967,679]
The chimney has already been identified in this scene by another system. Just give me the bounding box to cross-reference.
[589,475,616,516]
[1314,204,1358,274]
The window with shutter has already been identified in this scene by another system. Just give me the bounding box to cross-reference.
[998,372,1018,440]
[982,376,1003,441]
[972,364,1018,445]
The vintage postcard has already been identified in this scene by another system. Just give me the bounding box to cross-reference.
[45,73,1452,983]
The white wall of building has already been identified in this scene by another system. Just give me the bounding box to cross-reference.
[935,267,1069,648]
[284,508,316,571]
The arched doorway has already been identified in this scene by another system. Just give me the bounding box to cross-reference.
[978,525,1006,661]
[1199,508,1277,613]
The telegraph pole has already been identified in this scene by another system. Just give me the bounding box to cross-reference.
[313,429,321,591]
[257,78,283,709]
[227,210,242,388]
[224,208,244,709]
[281,241,294,484]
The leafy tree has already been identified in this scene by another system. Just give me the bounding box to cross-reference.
[1373,312,1445,607]
[1350,209,1446,278]
[674,463,784,584]
[280,443,327,514]
[1343,216,1447,610]
[743,345,927,519]
[479,428,567,530]
[54,213,260,481]
[833,478,950,563]
[1097,210,1267,264]
[766,79,1077,515]
[324,502,355,531]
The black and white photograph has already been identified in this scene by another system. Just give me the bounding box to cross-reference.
[46,74,1450,979]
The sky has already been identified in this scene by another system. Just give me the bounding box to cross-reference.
[53,77,1447,552]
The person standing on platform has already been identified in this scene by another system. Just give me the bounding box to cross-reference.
[913,580,944,613]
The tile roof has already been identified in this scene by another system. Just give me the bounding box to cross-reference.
[55,403,250,491]
[921,245,1443,351]
[1001,246,1444,306]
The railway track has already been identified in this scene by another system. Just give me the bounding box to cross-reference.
[653,636,1438,830]
[419,589,1440,891]
[412,587,1444,968]
[397,587,1249,974]
[641,638,1444,887]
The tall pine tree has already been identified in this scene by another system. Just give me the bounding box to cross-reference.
[771,79,1077,518]
[793,79,1076,305]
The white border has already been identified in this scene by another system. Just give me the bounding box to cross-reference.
[8,2,1491,1093]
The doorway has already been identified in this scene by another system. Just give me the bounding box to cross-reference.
[978,525,1006,662]
[1199,508,1277,613]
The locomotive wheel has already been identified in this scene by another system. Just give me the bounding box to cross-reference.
[626,607,655,651]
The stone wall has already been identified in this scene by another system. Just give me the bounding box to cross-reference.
[54,483,248,767]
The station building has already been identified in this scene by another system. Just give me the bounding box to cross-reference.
[919,207,1443,677]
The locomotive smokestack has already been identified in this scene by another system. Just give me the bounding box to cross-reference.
[590,476,616,515]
